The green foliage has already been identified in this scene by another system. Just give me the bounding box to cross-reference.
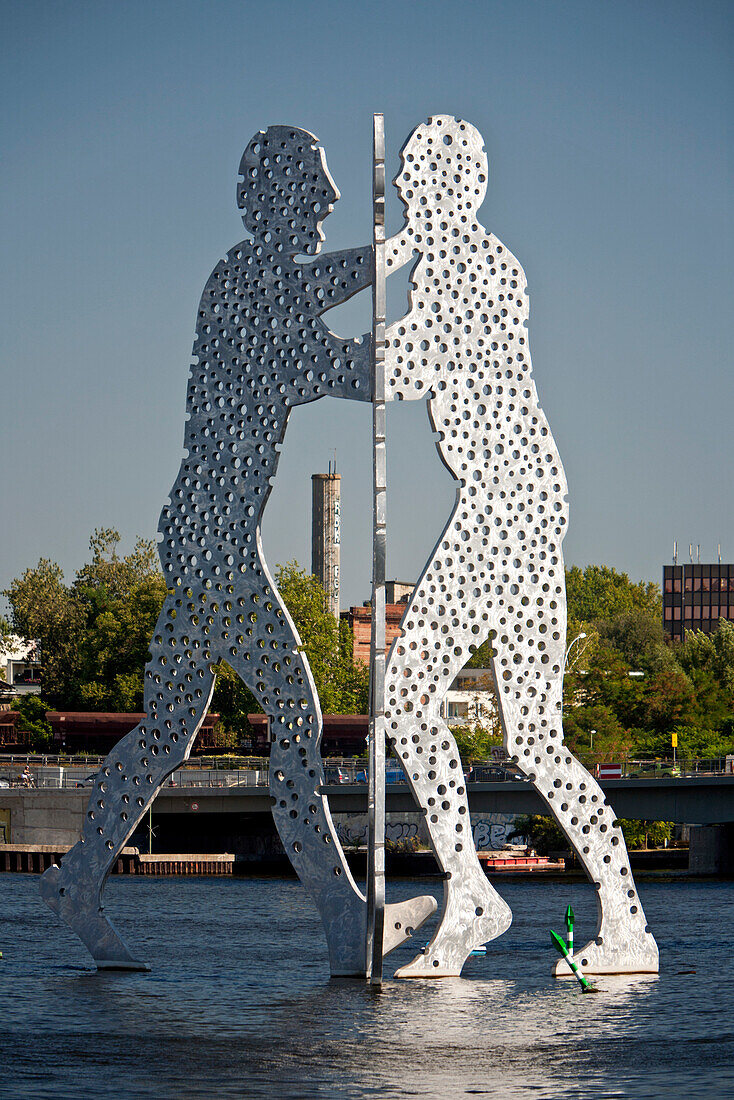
[451,723,502,763]
[4,557,84,704]
[0,614,13,654]
[4,529,167,711]
[616,819,673,850]
[275,562,369,714]
[465,635,496,669]
[597,610,677,676]
[3,539,367,753]
[566,565,661,624]
[562,703,632,758]
[211,660,259,742]
[9,534,734,765]
[557,567,734,762]
[13,694,52,750]
[677,621,734,733]
[634,724,733,760]
[507,814,566,854]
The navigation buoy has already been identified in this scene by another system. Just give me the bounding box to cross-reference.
[550,930,599,993]
[565,904,574,955]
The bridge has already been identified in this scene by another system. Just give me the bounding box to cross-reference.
[147,775,734,825]
[3,775,733,873]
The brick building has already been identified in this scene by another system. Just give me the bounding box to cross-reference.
[341,581,415,665]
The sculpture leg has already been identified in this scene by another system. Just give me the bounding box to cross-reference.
[491,570,659,975]
[383,579,512,979]
[223,559,436,977]
[40,605,216,969]
[506,708,658,974]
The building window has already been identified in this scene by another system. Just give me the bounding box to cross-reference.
[693,577,701,591]
[664,606,672,620]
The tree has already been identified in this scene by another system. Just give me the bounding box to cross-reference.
[4,540,367,754]
[566,565,661,624]
[69,530,168,710]
[677,621,734,735]
[211,660,259,746]
[4,558,83,704]
[451,723,502,763]
[507,814,566,854]
[4,530,167,710]
[565,640,645,728]
[634,723,733,760]
[562,703,633,759]
[597,609,677,676]
[616,819,673,850]
[275,562,369,714]
[0,614,13,654]
[13,694,52,751]
[638,667,696,734]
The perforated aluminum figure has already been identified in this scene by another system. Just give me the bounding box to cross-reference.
[40,126,435,974]
[382,115,658,978]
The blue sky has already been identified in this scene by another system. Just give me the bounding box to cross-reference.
[2,0,732,609]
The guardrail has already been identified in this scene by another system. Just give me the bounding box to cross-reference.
[1,752,730,787]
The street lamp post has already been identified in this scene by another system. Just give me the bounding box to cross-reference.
[564,632,587,674]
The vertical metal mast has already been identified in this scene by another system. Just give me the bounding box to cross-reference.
[366,112,387,988]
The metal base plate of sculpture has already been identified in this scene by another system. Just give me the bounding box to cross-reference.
[41,113,658,984]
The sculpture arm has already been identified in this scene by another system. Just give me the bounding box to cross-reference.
[304,247,373,403]
[385,231,415,273]
[316,330,372,403]
[305,246,373,310]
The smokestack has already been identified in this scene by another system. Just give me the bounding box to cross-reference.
[311,470,341,617]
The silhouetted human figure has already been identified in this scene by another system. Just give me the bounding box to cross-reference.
[41,126,434,974]
[383,115,658,978]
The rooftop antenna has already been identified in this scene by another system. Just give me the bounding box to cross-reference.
[697,544,701,564]
[718,544,722,564]
[689,543,693,564]
[673,540,678,565]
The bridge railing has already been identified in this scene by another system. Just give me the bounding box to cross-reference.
[1,755,730,790]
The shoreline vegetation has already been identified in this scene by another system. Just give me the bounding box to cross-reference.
[3,538,733,861]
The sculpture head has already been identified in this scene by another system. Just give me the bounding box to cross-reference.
[237,126,338,255]
[394,115,488,226]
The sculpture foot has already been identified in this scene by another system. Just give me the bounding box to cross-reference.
[553,930,659,977]
[394,885,512,979]
[384,894,438,953]
[40,863,149,972]
[327,893,437,977]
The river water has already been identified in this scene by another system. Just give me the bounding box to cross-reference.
[1,873,732,1099]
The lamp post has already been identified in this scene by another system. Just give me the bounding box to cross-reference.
[564,632,587,674]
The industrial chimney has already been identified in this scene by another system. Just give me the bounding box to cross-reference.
[311,464,341,617]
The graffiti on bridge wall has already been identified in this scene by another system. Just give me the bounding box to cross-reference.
[334,813,520,852]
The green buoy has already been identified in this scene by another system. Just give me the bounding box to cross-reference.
[550,930,599,993]
[565,904,574,955]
